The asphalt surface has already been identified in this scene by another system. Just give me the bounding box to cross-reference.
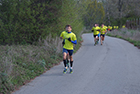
[13,33,140,94]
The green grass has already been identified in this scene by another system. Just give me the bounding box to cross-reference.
[0,45,62,94]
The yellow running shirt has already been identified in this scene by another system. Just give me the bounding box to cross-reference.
[122,25,125,28]
[100,26,106,34]
[110,26,113,30]
[60,31,67,39]
[105,26,108,29]
[60,31,77,50]
[92,26,100,35]
[108,26,111,29]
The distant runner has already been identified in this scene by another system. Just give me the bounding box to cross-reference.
[108,26,112,31]
[92,24,100,46]
[100,24,107,45]
[122,25,125,28]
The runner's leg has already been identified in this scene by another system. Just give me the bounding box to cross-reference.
[66,53,70,68]
[103,35,105,41]
[101,35,103,45]
[68,50,74,73]
[63,52,67,67]
[97,34,100,43]
[96,35,99,44]
[94,35,96,45]
[63,48,68,73]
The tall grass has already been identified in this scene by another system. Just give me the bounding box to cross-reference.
[0,35,63,94]
[107,28,140,48]
[110,28,140,41]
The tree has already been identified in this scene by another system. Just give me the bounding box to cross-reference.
[84,0,105,28]
[101,0,140,26]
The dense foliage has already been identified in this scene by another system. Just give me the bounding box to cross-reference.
[0,0,86,45]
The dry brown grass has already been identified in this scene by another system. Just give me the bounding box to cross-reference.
[109,28,140,41]
[107,28,140,49]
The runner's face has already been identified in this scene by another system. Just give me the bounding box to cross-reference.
[95,24,97,27]
[102,24,104,27]
[66,27,72,32]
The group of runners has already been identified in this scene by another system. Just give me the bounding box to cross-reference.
[59,24,124,74]
[92,24,107,46]
[91,24,122,46]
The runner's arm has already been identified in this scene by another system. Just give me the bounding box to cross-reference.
[60,32,63,39]
[91,27,94,32]
[68,38,77,44]
[105,30,107,33]
[71,40,77,44]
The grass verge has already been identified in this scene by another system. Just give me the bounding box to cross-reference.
[107,29,140,49]
[0,35,83,94]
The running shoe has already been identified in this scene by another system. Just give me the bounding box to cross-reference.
[70,69,73,73]
[94,40,98,46]
[63,68,67,74]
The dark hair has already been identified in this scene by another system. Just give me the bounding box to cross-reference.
[65,25,72,29]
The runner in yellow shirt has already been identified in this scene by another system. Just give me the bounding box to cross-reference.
[116,26,119,29]
[108,26,113,31]
[114,26,116,30]
[108,26,111,31]
[122,25,125,28]
[92,24,100,46]
[100,24,107,45]
[60,25,77,74]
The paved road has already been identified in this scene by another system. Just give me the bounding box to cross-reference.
[13,33,140,94]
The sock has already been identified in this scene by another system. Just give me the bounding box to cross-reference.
[67,59,69,64]
[63,60,67,67]
[70,61,73,67]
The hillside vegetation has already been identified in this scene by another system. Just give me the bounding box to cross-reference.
[0,0,106,94]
